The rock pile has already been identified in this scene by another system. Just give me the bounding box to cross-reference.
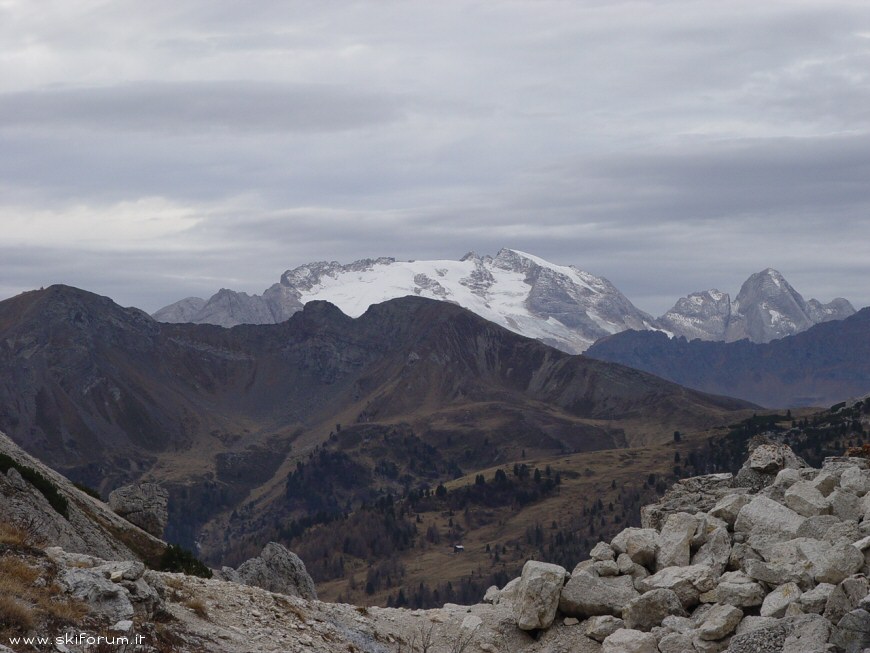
[490,442,870,652]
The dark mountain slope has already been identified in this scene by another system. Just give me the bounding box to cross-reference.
[586,307,870,408]
[0,285,753,554]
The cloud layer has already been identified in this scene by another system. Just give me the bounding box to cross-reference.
[1,0,868,314]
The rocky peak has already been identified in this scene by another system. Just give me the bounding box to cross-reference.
[660,269,856,343]
[658,289,732,341]
[151,296,206,323]
[726,268,813,342]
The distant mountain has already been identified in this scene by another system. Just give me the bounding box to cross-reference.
[659,268,854,343]
[154,249,658,353]
[586,307,870,408]
[155,255,855,352]
[0,284,752,553]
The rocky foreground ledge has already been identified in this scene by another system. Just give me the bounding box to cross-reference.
[499,441,870,653]
[8,439,870,652]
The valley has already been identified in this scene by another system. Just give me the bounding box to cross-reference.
[0,280,866,610]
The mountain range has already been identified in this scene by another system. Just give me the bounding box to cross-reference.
[153,249,856,353]
[586,307,870,408]
[0,285,751,559]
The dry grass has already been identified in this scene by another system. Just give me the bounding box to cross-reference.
[183,597,209,620]
[0,522,31,548]
[39,594,89,622]
[0,556,41,594]
[0,595,35,631]
[165,576,184,590]
[0,552,89,639]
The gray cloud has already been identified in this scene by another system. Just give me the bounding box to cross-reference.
[0,1,869,316]
[0,82,405,134]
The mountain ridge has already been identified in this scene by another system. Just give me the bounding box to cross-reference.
[154,251,855,352]
[586,306,870,408]
[0,283,753,558]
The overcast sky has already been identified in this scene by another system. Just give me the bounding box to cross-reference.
[1,0,869,315]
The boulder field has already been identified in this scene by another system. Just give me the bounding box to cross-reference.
[495,442,870,652]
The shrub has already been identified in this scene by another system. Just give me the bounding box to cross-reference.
[0,453,68,518]
[73,482,102,500]
[157,545,212,578]
[183,597,209,620]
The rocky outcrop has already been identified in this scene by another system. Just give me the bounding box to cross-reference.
[0,431,166,564]
[492,443,870,652]
[108,482,169,537]
[234,542,317,600]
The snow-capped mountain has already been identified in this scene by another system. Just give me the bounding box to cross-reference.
[658,268,855,343]
[154,255,856,352]
[154,249,656,353]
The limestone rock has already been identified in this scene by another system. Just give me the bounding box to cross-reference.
[691,527,731,576]
[617,553,635,575]
[799,583,835,614]
[622,588,686,631]
[824,577,870,623]
[784,481,830,517]
[560,571,639,618]
[590,541,615,561]
[656,512,698,570]
[829,488,863,522]
[513,560,568,631]
[709,494,751,527]
[734,496,805,546]
[726,614,832,653]
[831,609,870,653]
[640,564,716,608]
[658,631,694,653]
[781,614,833,653]
[692,633,731,653]
[641,474,735,530]
[697,603,743,640]
[749,444,799,473]
[594,560,620,577]
[236,542,317,600]
[700,571,765,608]
[601,628,658,653]
[735,616,779,635]
[743,558,812,590]
[611,528,659,569]
[813,542,863,584]
[61,568,134,623]
[108,483,169,538]
[811,470,839,496]
[760,582,802,618]
[583,615,624,642]
[840,466,869,496]
[795,514,841,540]
[728,542,762,572]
